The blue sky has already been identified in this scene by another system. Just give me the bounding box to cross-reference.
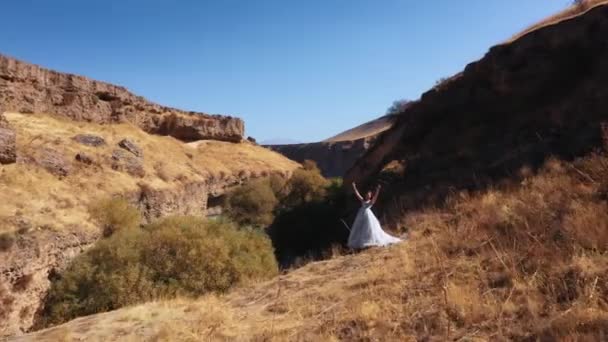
[2,0,567,142]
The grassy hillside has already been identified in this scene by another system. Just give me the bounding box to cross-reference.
[10,2,608,341]
[17,154,608,341]
[0,112,298,235]
[323,114,396,143]
[507,0,608,42]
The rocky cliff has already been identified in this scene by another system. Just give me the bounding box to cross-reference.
[267,137,376,178]
[0,174,287,337]
[0,111,297,337]
[267,115,396,178]
[0,54,244,142]
[345,3,608,227]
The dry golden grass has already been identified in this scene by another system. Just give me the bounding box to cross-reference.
[323,115,395,143]
[0,112,298,235]
[17,153,608,341]
[507,0,608,43]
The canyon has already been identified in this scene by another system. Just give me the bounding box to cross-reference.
[346,3,608,227]
[267,114,396,178]
[0,55,298,337]
[0,54,243,143]
[5,1,608,340]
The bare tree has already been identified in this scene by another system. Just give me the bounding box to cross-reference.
[386,99,411,116]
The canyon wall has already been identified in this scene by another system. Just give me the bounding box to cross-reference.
[267,137,378,178]
[0,53,295,337]
[0,171,289,337]
[346,4,608,227]
[267,115,396,178]
[0,54,244,142]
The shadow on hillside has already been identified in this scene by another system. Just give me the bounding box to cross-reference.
[267,194,354,269]
[351,5,608,227]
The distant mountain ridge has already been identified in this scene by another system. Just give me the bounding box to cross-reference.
[0,54,244,142]
[323,114,397,142]
[266,114,398,177]
[259,138,304,145]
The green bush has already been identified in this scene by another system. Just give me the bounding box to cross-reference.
[226,178,278,227]
[268,179,350,268]
[268,174,351,268]
[269,173,288,198]
[38,216,277,328]
[282,160,330,208]
[89,197,141,237]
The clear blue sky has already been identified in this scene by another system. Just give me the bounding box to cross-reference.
[2,0,567,143]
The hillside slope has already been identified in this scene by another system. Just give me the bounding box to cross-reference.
[0,54,243,142]
[267,115,397,178]
[13,152,608,341]
[346,3,608,227]
[8,3,608,341]
[0,112,299,337]
[323,114,396,143]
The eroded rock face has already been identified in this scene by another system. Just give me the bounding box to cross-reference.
[72,134,106,147]
[0,112,8,128]
[267,137,378,178]
[346,4,608,227]
[0,112,16,164]
[111,149,145,177]
[0,127,16,164]
[35,148,71,178]
[0,171,284,337]
[0,55,244,142]
[118,138,142,157]
[0,229,97,337]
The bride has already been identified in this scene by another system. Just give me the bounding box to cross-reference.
[348,182,402,249]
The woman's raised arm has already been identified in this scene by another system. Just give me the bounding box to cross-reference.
[352,182,364,202]
[371,184,381,205]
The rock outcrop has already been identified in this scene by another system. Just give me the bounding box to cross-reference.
[118,138,142,158]
[72,134,106,147]
[111,149,145,177]
[34,148,71,178]
[0,113,16,164]
[0,128,16,164]
[268,137,378,178]
[0,229,98,337]
[0,171,290,337]
[346,4,608,227]
[267,115,396,178]
[0,54,244,142]
[0,53,297,336]
[0,112,8,127]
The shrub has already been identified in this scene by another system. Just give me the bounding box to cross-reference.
[282,160,330,208]
[89,197,141,237]
[386,99,411,116]
[269,173,288,198]
[0,232,15,252]
[269,176,350,268]
[226,179,278,227]
[38,216,278,328]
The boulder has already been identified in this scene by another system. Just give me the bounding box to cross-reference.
[72,134,106,147]
[0,127,16,164]
[36,148,70,177]
[111,149,144,177]
[0,112,9,128]
[118,138,142,157]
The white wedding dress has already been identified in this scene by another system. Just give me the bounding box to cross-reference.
[347,200,402,249]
